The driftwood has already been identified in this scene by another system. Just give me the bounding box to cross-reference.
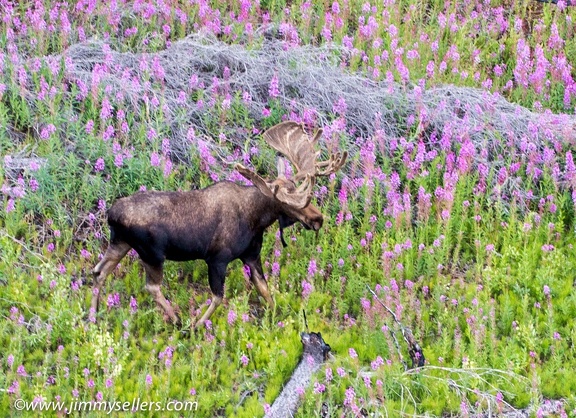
[266,332,331,418]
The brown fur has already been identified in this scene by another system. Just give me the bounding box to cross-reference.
[91,182,324,329]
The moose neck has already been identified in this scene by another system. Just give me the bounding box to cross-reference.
[249,187,292,231]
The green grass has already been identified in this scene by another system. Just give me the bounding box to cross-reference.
[2,0,576,416]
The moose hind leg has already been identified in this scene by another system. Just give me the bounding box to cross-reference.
[194,263,226,330]
[92,241,131,313]
[142,261,180,325]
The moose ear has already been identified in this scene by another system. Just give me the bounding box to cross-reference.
[235,163,275,199]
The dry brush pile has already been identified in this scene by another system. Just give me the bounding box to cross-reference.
[50,32,576,195]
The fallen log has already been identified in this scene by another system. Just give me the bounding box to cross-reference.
[265,332,331,418]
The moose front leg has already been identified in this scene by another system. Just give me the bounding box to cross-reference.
[194,262,226,330]
[244,257,274,309]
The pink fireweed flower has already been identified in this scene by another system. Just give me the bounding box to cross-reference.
[158,346,174,361]
[7,380,19,395]
[565,151,576,186]
[333,97,347,115]
[307,259,317,276]
[240,355,249,367]
[343,386,356,407]
[100,97,112,120]
[361,298,371,313]
[94,158,105,172]
[150,152,161,167]
[129,296,137,314]
[301,280,313,299]
[17,365,27,377]
[151,56,165,81]
[5,198,15,213]
[85,120,94,134]
[161,138,170,156]
[313,382,326,393]
[114,153,123,168]
[102,125,115,141]
[325,367,333,382]
[163,159,172,178]
[40,124,56,140]
[243,265,251,280]
[147,128,157,140]
[348,348,358,358]
[332,1,340,14]
[227,310,237,325]
[269,73,280,98]
[88,308,96,323]
[548,23,564,50]
[371,356,384,370]
[513,39,532,89]
[321,24,332,42]
[107,293,120,308]
[271,262,280,276]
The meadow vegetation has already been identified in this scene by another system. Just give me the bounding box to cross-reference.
[1,0,576,416]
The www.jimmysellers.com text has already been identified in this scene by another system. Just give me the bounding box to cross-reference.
[13,398,198,414]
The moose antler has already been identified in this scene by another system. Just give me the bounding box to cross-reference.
[236,121,347,209]
[263,121,348,180]
[235,164,315,209]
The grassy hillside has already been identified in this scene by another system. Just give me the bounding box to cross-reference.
[1,0,576,416]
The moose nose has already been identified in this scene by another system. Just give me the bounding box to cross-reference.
[311,219,322,231]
